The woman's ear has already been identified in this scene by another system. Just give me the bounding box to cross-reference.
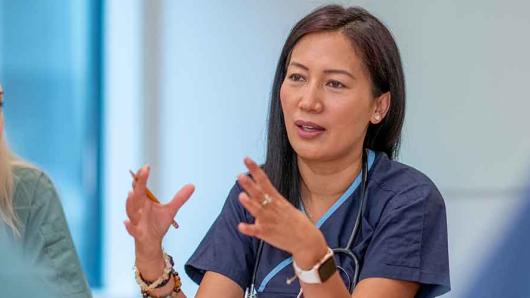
[370,92,391,124]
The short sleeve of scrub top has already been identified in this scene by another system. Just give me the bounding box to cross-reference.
[359,180,450,297]
[358,153,450,297]
[185,183,258,290]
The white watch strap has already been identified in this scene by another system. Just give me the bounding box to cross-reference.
[292,247,334,284]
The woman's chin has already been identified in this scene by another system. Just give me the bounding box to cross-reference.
[293,147,329,162]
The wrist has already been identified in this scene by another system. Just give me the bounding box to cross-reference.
[136,248,165,280]
[292,247,336,285]
[136,239,163,260]
[135,252,183,297]
[292,229,328,270]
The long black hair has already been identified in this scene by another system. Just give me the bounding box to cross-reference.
[263,5,406,206]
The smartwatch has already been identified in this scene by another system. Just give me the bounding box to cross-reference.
[292,247,337,284]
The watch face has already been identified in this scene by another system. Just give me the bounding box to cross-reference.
[318,255,337,283]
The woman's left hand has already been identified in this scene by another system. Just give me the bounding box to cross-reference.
[237,157,328,263]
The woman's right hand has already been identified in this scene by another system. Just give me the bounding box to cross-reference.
[124,165,195,262]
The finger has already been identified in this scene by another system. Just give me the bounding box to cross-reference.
[243,157,280,197]
[124,219,141,238]
[126,191,142,224]
[166,184,195,218]
[237,173,264,202]
[125,190,135,215]
[128,165,150,210]
[238,222,260,238]
[133,165,150,196]
[238,191,263,218]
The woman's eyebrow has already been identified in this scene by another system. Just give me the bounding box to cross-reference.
[289,61,309,71]
[323,69,355,80]
[289,61,355,79]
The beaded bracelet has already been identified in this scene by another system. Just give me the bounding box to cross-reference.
[134,252,174,291]
[141,271,182,298]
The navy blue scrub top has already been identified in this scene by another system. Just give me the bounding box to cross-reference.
[185,151,450,298]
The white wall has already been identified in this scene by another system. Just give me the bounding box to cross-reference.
[103,0,144,296]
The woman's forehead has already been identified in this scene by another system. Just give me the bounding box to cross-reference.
[289,31,363,74]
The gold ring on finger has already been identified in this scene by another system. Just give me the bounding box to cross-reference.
[261,194,272,206]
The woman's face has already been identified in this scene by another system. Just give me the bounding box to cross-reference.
[280,31,388,163]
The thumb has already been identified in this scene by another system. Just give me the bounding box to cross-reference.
[166,184,195,218]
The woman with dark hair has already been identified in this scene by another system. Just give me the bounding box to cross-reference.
[125,5,450,298]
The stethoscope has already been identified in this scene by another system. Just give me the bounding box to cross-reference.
[245,150,370,298]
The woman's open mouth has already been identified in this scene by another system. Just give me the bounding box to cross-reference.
[295,120,326,139]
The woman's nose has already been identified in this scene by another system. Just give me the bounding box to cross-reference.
[298,83,323,113]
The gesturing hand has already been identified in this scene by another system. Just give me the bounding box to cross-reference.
[124,165,195,257]
[237,158,326,258]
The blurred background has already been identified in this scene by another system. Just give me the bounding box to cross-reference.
[1,0,529,297]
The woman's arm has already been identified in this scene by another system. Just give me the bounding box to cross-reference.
[127,167,254,298]
[236,158,420,298]
[352,278,419,298]
[134,250,186,298]
[133,247,241,298]
[125,166,195,297]
[196,272,243,298]
[289,226,418,298]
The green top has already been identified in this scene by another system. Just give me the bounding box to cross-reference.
[0,167,92,298]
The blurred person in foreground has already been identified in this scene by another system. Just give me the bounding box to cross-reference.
[0,82,92,298]
[0,237,58,297]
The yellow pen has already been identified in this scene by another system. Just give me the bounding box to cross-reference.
[129,169,179,229]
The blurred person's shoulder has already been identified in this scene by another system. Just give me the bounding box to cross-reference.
[12,166,58,210]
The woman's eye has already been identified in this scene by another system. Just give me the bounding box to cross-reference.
[327,80,346,89]
[288,73,305,82]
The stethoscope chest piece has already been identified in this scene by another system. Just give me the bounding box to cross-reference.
[244,285,257,298]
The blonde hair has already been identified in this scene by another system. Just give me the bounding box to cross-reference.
[0,87,33,237]
[0,134,21,237]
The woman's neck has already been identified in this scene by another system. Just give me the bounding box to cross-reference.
[298,149,363,204]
